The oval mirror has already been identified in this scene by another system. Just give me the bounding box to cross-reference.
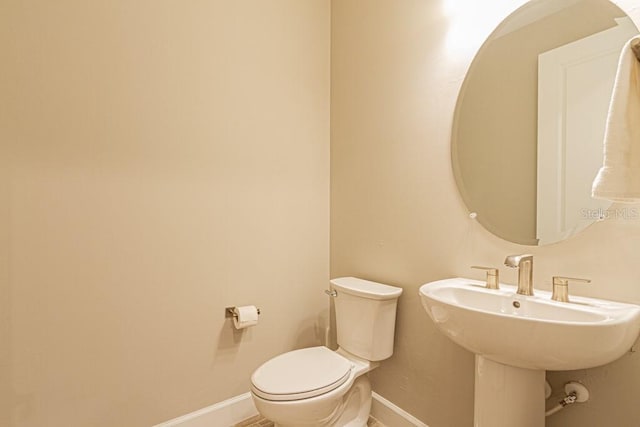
[452,0,639,246]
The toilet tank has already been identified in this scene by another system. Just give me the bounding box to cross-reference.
[330,277,403,361]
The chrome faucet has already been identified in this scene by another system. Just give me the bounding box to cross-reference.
[504,254,534,296]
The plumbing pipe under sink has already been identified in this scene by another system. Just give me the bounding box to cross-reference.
[545,382,589,417]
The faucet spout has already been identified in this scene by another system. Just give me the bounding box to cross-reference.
[504,254,534,296]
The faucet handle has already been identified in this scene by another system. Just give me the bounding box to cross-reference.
[551,276,591,302]
[471,266,500,290]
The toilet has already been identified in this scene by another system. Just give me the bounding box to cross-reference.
[250,277,403,427]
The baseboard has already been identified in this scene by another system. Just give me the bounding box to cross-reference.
[371,392,429,427]
[153,390,427,427]
[153,392,258,427]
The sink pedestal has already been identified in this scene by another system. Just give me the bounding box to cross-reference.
[474,356,545,427]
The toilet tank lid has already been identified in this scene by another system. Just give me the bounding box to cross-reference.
[330,277,403,300]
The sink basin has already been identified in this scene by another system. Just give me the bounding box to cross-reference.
[420,278,640,370]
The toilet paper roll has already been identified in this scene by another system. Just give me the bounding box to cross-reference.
[233,305,259,330]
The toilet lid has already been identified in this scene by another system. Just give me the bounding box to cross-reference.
[251,346,353,401]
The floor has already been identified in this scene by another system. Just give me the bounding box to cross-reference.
[234,415,386,427]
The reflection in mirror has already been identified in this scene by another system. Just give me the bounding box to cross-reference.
[452,0,639,246]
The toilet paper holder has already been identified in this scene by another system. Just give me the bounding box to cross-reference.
[225,306,261,319]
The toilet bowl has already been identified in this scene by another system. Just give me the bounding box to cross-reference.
[250,277,402,427]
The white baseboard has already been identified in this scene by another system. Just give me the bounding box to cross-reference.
[153,392,258,427]
[153,390,427,427]
[371,392,429,427]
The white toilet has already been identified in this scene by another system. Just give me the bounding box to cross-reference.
[250,277,403,427]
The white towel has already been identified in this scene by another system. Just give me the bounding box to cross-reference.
[592,36,640,202]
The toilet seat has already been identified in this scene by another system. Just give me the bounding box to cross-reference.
[251,346,353,401]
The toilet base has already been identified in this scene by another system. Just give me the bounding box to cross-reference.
[332,375,371,427]
[257,375,372,427]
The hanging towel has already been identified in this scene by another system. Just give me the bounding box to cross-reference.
[592,36,640,202]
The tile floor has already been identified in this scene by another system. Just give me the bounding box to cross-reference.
[233,415,274,427]
[234,415,386,427]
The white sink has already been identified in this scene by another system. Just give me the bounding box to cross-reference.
[420,278,640,370]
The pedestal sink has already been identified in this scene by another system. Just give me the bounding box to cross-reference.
[419,278,640,427]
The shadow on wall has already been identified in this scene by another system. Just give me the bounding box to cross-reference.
[294,309,332,350]
[213,318,248,367]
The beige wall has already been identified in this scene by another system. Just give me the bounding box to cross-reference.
[332,0,640,426]
[0,1,330,426]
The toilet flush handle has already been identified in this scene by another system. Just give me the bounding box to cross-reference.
[325,289,337,297]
